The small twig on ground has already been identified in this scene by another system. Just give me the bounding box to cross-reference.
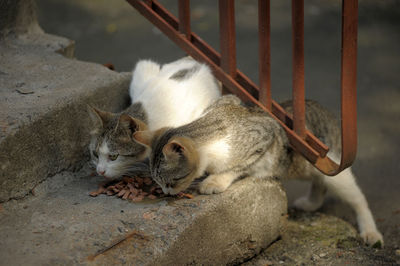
[87,230,146,261]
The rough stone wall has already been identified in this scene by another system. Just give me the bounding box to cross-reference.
[0,0,42,38]
[0,0,131,201]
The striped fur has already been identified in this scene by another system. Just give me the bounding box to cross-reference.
[88,57,221,179]
[134,95,383,246]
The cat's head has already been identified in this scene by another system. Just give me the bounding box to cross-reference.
[88,105,149,178]
[133,130,199,195]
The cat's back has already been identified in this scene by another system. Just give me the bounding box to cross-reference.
[141,59,221,129]
[171,97,289,174]
[177,97,282,148]
[280,100,340,153]
[130,59,161,101]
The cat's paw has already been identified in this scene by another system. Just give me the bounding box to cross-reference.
[198,179,228,194]
[293,196,323,212]
[360,230,384,248]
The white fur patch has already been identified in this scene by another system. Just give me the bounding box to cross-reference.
[199,137,231,173]
[205,138,231,159]
[129,58,221,130]
[130,60,161,100]
[96,142,110,174]
[99,142,110,155]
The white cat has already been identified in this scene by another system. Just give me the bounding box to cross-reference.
[88,57,221,178]
[130,56,222,130]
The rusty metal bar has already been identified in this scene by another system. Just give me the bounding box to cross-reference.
[127,0,248,100]
[178,0,191,39]
[126,0,322,160]
[126,0,358,176]
[338,0,359,170]
[258,0,271,110]
[338,0,358,170]
[219,0,237,78]
[151,1,178,30]
[291,0,306,139]
[313,0,359,175]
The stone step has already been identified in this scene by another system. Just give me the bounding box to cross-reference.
[0,164,287,265]
[0,4,288,263]
[0,32,131,202]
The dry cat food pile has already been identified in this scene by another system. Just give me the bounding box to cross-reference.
[89,176,193,201]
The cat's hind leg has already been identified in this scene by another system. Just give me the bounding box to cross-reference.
[322,168,383,246]
[199,171,239,194]
[294,178,327,211]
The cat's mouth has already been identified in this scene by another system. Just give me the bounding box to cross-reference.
[161,187,177,195]
[98,172,119,180]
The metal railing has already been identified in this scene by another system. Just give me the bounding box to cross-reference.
[126,0,358,176]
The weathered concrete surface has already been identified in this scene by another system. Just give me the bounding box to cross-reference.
[0,0,42,38]
[0,165,287,265]
[0,3,289,265]
[0,33,131,202]
[31,0,400,264]
[243,210,400,266]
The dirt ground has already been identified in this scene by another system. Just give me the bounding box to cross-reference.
[244,209,399,265]
[36,0,400,264]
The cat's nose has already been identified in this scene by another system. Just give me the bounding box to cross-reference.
[98,170,105,176]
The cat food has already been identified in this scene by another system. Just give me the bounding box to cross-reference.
[177,192,194,199]
[89,175,193,201]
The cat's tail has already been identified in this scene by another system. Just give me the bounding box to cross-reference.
[130,60,161,102]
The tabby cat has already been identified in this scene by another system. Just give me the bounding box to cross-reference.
[133,95,383,246]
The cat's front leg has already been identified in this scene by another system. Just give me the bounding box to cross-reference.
[199,172,239,194]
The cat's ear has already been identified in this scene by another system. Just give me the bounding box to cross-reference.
[87,105,113,130]
[133,130,155,148]
[118,114,148,135]
[133,128,168,148]
[163,141,185,157]
[162,137,195,160]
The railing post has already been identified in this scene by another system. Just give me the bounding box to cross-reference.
[291,0,306,139]
[258,0,271,110]
[219,0,236,78]
[339,0,358,169]
[127,0,359,176]
[178,0,191,39]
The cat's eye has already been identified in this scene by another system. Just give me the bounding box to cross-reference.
[93,150,98,158]
[109,154,119,161]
